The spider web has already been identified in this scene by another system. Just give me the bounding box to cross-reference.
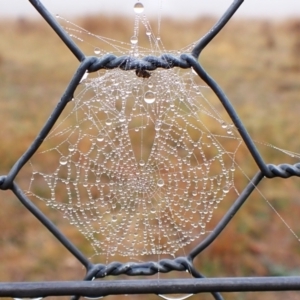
[26,1,243,259]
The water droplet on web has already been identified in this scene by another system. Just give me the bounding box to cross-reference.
[59,156,68,165]
[144,91,155,104]
[97,134,104,142]
[68,144,75,152]
[150,207,156,213]
[119,115,126,122]
[94,47,101,55]
[146,30,151,36]
[105,119,112,126]
[223,185,230,193]
[133,2,144,14]
[221,121,227,129]
[139,160,145,166]
[130,36,138,45]
[157,179,164,187]
[112,216,117,222]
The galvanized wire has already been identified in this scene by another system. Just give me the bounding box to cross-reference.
[0,0,300,299]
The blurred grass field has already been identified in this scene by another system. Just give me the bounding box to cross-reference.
[0,12,300,300]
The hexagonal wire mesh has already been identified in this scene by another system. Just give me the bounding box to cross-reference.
[1,0,300,299]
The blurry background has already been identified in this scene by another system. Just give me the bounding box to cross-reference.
[0,1,300,300]
[1,0,300,19]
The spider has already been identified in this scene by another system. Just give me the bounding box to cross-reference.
[135,69,151,78]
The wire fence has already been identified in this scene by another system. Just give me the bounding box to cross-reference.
[1,0,300,299]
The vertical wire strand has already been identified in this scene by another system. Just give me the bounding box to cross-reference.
[28,0,85,62]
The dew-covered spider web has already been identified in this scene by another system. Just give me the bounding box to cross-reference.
[28,63,241,257]
[26,1,300,260]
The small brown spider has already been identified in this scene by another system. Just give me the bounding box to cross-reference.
[135,69,151,78]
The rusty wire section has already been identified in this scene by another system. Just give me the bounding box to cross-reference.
[1,0,300,299]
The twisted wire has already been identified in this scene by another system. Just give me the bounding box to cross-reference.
[90,257,192,278]
[267,163,300,178]
[86,53,191,73]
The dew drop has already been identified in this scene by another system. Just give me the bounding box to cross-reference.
[94,47,101,55]
[146,30,151,36]
[97,134,104,142]
[105,119,112,126]
[130,36,138,45]
[221,121,227,129]
[139,160,145,167]
[80,72,88,83]
[144,91,155,104]
[157,179,164,187]
[68,144,75,152]
[223,185,230,194]
[191,67,197,75]
[112,216,117,222]
[158,294,194,300]
[59,156,68,165]
[14,298,44,300]
[133,2,144,14]
[119,116,126,122]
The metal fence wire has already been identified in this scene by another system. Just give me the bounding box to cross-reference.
[1,0,300,299]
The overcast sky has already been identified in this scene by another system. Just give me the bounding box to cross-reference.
[0,0,299,19]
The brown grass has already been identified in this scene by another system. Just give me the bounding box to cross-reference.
[0,14,300,300]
